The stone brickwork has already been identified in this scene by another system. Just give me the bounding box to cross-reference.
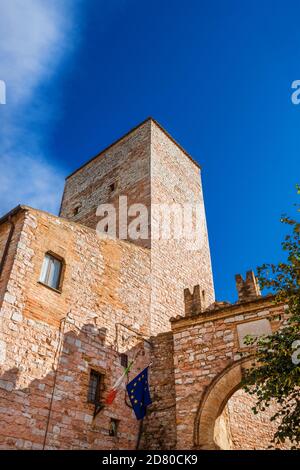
[60,120,151,249]
[184,285,203,317]
[224,389,290,449]
[0,118,290,450]
[150,120,215,334]
[0,207,151,449]
[170,297,287,449]
[138,288,289,450]
[235,271,261,303]
[0,209,25,308]
[140,332,176,450]
[60,118,215,335]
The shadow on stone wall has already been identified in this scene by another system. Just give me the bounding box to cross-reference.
[0,322,147,450]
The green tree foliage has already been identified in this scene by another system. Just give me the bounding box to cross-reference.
[243,186,300,448]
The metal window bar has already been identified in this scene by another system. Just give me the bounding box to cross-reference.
[88,370,105,418]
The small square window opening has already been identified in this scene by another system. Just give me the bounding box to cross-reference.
[73,206,80,216]
[120,353,128,368]
[87,370,104,405]
[109,183,116,193]
[109,418,119,437]
[39,253,63,291]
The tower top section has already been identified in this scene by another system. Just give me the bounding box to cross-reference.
[65,117,201,181]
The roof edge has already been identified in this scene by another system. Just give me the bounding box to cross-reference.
[65,117,201,181]
[150,118,201,170]
[0,205,25,225]
[0,204,150,254]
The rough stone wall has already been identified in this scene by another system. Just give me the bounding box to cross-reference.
[140,332,176,450]
[0,207,151,449]
[0,211,25,308]
[170,299,286,449]
[1,120,287,451]
[150,120,215,334]
[60,119,215,336]
[0,211,291,451]
[213,404,233,450]
[15,208,151,341]
[0,119,216,449]
[225,389,290,450]
[60,120,151,249]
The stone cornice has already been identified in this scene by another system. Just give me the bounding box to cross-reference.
[170,295,282,332]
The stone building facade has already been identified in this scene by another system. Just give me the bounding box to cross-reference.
[0,118,288,449]
[141,290,288,450]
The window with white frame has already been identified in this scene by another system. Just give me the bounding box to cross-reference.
[39,253,63,291]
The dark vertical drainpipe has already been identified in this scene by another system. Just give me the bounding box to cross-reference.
[0,215,15,279]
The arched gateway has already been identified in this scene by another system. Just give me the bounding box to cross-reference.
[141,272,286,450]
[194,358,253,449]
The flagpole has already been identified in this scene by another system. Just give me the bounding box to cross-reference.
[135,418,144,450]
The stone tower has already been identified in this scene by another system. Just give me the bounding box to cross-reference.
[60,118,215,333]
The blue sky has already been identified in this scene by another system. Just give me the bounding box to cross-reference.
[0,0,299,302]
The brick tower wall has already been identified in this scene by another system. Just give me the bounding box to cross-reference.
[60,118,215,335]
[60,120,151,249]
[150,121,215,333]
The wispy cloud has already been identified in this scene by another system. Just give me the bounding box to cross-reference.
[0,0,81,216]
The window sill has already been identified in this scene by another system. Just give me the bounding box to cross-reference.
[38,281,62,294]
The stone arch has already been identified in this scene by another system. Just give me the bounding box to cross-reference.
[194,358,253,449]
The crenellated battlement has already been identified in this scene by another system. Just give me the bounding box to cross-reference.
[235,270,261,303]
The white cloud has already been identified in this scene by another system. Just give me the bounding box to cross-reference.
[0,153,64,214]
[0,0,80,215]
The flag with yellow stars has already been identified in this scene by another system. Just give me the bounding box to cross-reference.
[126,367,152,420]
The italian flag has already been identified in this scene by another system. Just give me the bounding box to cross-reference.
[105,361,133,405]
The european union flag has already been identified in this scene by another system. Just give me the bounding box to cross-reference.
[126,367,152,420]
